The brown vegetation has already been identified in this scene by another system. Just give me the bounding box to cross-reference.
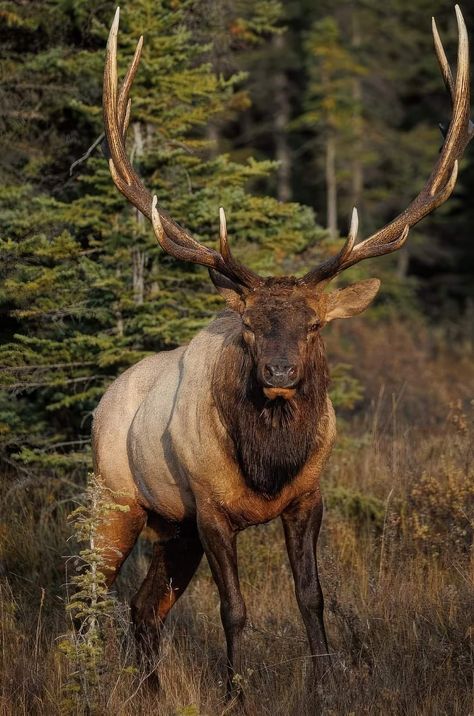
[0,319,473,715]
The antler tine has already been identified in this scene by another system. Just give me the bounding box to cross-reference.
[302,206,359,283]
[433,8,474,142]
[122,98,132,137]
[302,6,472,286]
[117,34,143,134]
[103,8,261,288]
[344,206,358,258]
[104,8,145,200]
[430,4,470,195]
[301,207,359,284]
[216,208,261,286]
[219,207,230,261]
[455,5,474,143]
[151,196,227,270]
[432,16,454,103]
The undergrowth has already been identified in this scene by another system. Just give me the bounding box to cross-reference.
[0,321,472,715]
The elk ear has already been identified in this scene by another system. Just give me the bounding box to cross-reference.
[209,269,245,312]
[325,278,380,322]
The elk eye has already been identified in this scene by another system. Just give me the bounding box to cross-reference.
[308,321,321,332]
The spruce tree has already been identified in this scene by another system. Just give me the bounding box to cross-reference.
[0,0,324,477]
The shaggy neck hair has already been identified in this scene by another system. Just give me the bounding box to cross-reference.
[212,322,330,498]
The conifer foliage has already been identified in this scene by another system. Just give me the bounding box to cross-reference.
[60,474,126,712]
[0,0,323,478]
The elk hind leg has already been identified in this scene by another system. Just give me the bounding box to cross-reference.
[95,497,147,588]
[131,519,203,650]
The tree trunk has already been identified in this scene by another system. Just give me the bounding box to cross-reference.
[132,121,144,160]
[273,34,292,202]
[132,248,145,305]
[115,268,124,337]
[132,122,146,232]
[396,248,409,279]
[131,122,147,305]
[207,122,220,159]
[325,134,338,238]
[351,11,363,209]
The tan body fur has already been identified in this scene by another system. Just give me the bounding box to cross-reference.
[93,312,336,533]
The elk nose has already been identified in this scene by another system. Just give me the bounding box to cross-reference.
[263,363,298,387]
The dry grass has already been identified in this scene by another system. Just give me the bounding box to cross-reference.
[1,320,473,715]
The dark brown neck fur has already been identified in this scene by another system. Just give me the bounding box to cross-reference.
[212,321,330,498]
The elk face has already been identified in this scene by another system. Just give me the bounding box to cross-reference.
[210,273,381,401]
[240,283,318,400]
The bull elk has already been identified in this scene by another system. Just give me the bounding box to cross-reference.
[93,5,473,693]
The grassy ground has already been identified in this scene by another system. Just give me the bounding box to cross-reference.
[0,320,473,715]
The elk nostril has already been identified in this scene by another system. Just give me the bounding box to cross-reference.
[263,363,273,378]
[288,366,297,380]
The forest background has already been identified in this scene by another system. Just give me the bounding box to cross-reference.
[0,1,473,714]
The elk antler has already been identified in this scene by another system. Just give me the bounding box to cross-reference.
[103,7,262,289]
[302,5,473,286]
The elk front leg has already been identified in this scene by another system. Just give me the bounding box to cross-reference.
[197,508,246,696]
[281,496,330,673]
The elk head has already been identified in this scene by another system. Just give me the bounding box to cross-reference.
[208,209,380,400]
[103,6,473,402]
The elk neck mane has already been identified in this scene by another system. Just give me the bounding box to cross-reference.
[211,311,330,498]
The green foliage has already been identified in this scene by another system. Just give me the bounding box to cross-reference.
[326,485,386,531]
[299,16,365,133]
[176,706,200,716]
[329,362,364,410]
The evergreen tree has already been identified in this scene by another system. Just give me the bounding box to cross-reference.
[0,0,323,478]
[298,16,365,238]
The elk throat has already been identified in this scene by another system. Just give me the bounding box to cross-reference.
[213,333,329,498]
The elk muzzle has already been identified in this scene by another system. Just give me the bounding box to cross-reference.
[261,361,299,400]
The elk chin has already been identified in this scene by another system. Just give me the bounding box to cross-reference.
[263,387,297,401]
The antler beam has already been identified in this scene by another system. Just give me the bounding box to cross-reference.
[103,7,262,288]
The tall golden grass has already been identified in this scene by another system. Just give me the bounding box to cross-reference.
[1,319,473,715]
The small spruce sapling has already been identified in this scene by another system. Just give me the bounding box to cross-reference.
[59,473,130,711]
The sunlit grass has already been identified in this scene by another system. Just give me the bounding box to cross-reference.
[1,323,473,715]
